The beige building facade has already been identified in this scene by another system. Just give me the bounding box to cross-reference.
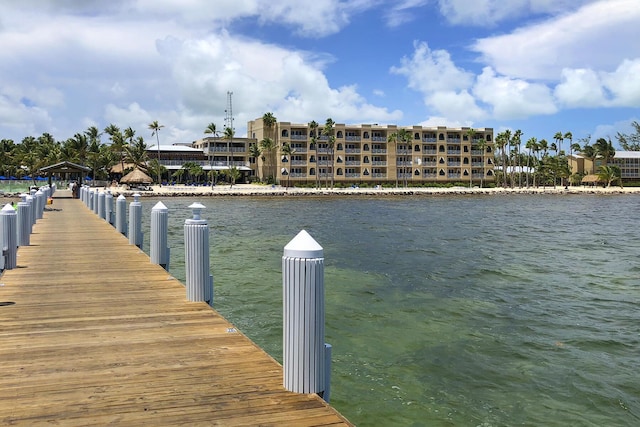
[247,118,495,186]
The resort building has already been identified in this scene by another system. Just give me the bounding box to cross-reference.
[569,151,640,181]
[143,119,496,186]
[247,118,495,186]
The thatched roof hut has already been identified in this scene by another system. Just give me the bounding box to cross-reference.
[581,174,603,184]
[120,168,153,184]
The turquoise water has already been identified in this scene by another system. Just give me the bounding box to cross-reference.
[138,195,640,426]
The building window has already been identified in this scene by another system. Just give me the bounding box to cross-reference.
[337,143,343,150]
[414,144,421,152]
[363,144,370,150]
[337,131,343,138]
[414,169,420,176]
[439,133,445,140]
[439,145,445,152]
[337,168,343,175]
[363,132,370,139]
[439,169,445,176]
[364,156,370,163]
[414,132,420,140]
[310,168,316,176]
[281,130,289,137]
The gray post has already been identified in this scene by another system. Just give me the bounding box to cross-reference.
[17,194,30,247]
[29,189,37,226]
[25,194,34,234]
[35,189,45,220]
[98,191,106,220]
[184,203,213,305]
[282,229,330,398]
[1,204,18,270]
[105,191,114,224]
[128,193,143,249]
[115,195,127,235]
[150,201,170,270]
[92,189,99,215]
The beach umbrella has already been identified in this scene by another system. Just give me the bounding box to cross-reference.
[0,176,6,180]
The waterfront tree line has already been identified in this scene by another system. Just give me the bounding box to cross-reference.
[1,118,639,188]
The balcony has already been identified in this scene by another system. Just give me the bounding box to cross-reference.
[345,148,361,153]
[290,134,307,140]
[290,173,307,178]
[345,136,361,141]
[371,136,386,141]
[372,161,387,166]
[422,137,437,142]
[372,148,387,153]
[345,173,360,178]
[371,173,387,178]
[345,161,361,166]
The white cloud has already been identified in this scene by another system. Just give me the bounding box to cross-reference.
[438,0,598,26]
[474,67,557,119]
[390,41,485,121]
[385,0,429,27]
[472,0,640,80]
[554,68,607,108]
[603,59,640,107]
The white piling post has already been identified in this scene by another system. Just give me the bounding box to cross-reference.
[92,189,99,215]
[25,194,34,234]
[17,194,30,247]
[98,191,106,220]
[35,189,45,220]
[282,229,330,398]
[184,203,213,305]
[150,201,170,270]
[1,204,18,270]
[128,193,143,249]
[115,195,127,236]
[105,191,114,224]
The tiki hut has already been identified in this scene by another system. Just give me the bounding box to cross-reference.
[120,168,153,185]
[581,174,603,186]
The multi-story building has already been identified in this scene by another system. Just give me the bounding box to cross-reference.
[570,151,640,181]
[247,118,495,186]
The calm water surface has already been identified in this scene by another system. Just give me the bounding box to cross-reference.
[138,194,640,426]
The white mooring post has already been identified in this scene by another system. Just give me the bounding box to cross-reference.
[35,189,45,220]
[98,191,106,220]
[104,191,114,224]
[25,194,34,234]
[29,189,37,226]
[282,229,331,401]
[115,195,127,235]
[184,203,213,306]
[128,193,143,249]
[1,204,18,270]
[92,189,100,215]
[150,201,170,270]
[17,194,30,247]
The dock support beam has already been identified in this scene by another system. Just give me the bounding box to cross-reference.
[150,201,170,270]
[184,203,213,306]
[128,194,143,249]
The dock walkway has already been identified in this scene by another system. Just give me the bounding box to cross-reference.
[0,193,351,426]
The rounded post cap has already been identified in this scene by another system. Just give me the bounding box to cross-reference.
[284,230,323,258]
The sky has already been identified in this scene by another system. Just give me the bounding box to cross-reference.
[1,0,639,149]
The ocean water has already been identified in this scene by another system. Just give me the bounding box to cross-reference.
[138,194,640,426]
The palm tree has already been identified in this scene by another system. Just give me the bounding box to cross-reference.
[323,118,336,188]
[204,122,219,188]
[525,137,538,188]
[148,120,164,184]
[225,166,241,188]
[262,112,279,182]
[387,131,399,188]
[476,137,486,188]
[598,165,621,187]
[581,144,598,174]
[595,137,615,167]
[248,143,262,182]
[280,142,295,188]
[397,128,412,188]
[512,130,522,187]
[554,131,564,159]
[259,137,276,183]
[308,120,319,189]
[495,131,508,187]
[124,136,149,171]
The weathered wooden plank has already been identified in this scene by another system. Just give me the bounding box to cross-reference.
[0,195,351,426]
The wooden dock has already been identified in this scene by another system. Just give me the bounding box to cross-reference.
[0,193,351,426]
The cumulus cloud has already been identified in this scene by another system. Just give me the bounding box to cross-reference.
[554,68,607,108]
[390,41,485,122]
[438,0,598,25]
[472,0,640,80]
[474,67,557,119]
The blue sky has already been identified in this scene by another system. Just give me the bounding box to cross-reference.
[1,0,639,148]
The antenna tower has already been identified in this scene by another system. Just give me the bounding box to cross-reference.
[224,91,234,135]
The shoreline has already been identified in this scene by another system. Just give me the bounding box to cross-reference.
[4,183,639,199]
[100,183,640,197]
